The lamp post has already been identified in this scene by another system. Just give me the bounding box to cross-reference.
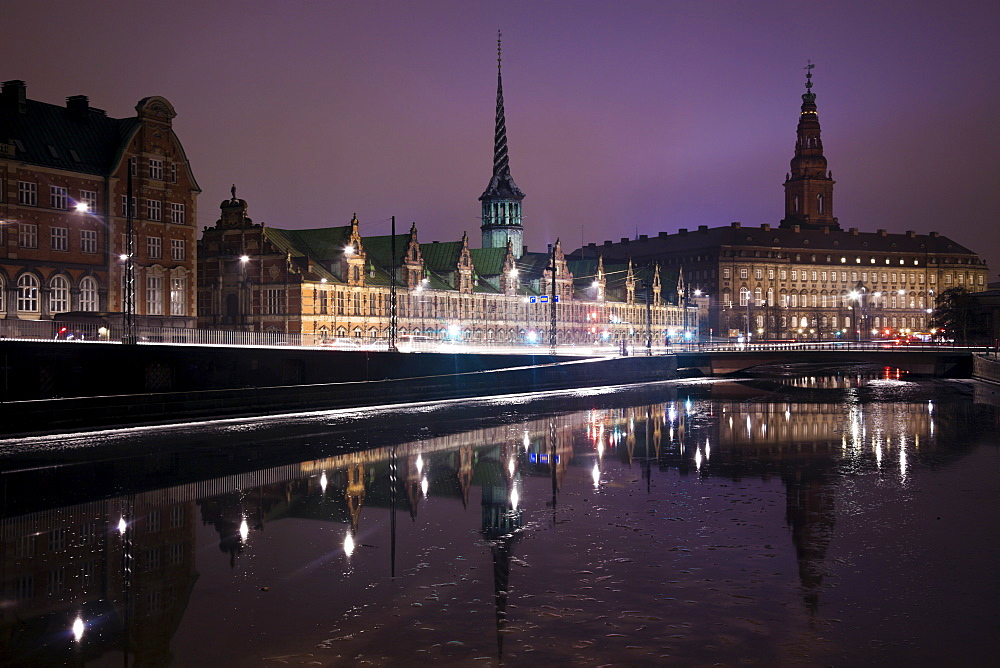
[121,169,136,344]
[644,281,652,356]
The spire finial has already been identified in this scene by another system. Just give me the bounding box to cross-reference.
[804,60,814,92]
[231,184,237,201]
[497,29,502,70]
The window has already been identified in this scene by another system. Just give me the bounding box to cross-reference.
[147,237,162,259]
[265,289,284,315]
[146,275,163,315]
[821,271,827,282]
[47,568,66,594]
[739,287,750,307]
[768,269,775,280]
[147,199,161,221]
[81,229,97,254]
[780,270,787,281]
[18,181,37,206]
[170,277,185,315]
[149,158,163,180]
[171,238,185,260]
[49,528,66,552]
[740,268,748,279]
[755,268,762,280]
[170,202,185,224]
[129,157,137,176]
[790,294,798,308]
[80,189,97,211]
[51,227,68,252]
[49,275,69,313]
[169,505,184,528]
[0,277,4,313]
[170,163,178,184]
[147,510,161,533]
[811,271,818,281]
[80,277,98,311]
[723,268,731,279]
[851,272,858,282]
[791,270,798,281]
[169,543,184,565]
[121,196,137,217]
[19,223,38,249]
[50,185,68,210]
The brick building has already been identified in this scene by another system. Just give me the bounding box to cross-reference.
[0,80,200,330]
[573,68,990,341]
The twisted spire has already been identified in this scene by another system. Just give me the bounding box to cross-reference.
[493,30,511,178]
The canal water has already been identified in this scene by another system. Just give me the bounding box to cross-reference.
[1,367,997,666]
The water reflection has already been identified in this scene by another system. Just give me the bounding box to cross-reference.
[0,370,995,665]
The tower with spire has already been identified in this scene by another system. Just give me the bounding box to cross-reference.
[780,62,838,230]
[480,30,526,259]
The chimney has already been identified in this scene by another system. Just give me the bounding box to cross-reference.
[822,226,829,234]
[679,228,688,235]
[793,225,800,233]
[930,231,939,238]
[730,222,741,228]
[603,240,612,246]
[698,225,708,232]
[658,231,669,238]
[906,230,916,238]
[760,223,771,231]
[66,95,89,120]
[639,234,648,241]
[2,80,27,114]
[849,227,859,235]
[620,237,629,244]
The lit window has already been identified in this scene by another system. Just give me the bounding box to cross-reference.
[50,186,68,210]
[49,275,69,313]
[146,275,163,315]
[17,273,39,311]
[18,181,37,206]
[80,189,97,211]
[51,227,68,252]
[147,199,161,221]
[81,229,97,254]
[79,277,98,311]
[170,277,185,315]
[147,236,162,259]
[19,223,37,249]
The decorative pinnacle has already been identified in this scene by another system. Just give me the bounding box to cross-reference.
[231,184,237,201]
[804,60,814,92]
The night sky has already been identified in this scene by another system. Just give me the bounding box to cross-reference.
[5,1,999,275]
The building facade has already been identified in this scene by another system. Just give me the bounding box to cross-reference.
[198,45,690,347]
[574,69,990,341]
[0,80,200,330]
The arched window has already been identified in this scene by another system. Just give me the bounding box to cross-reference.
[739,287,750,307]
[17,274,39,312]
[754,287,762,305]
[49,275,70,313]
[817,193,825,214]
[0,276,5,313]
[317,325,329,341]
[793,195,800,213]
[79,277,98,311]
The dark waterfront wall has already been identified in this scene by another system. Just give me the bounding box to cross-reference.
[0,342,676,435]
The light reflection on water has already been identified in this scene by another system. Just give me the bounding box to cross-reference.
[0,370,997,666]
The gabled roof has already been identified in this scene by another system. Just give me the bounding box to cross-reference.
[0,98,137,176]
[263,226,353,263]
[363,234,410,268]
[469,247,508,277]
[421,241,464,273]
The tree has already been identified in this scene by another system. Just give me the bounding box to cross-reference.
[930,286,986,343]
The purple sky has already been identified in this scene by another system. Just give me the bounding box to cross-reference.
[5,1,999,275]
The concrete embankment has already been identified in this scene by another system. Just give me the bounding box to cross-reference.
[0,342,676,435]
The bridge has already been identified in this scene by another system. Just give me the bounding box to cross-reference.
[674,345,975,377]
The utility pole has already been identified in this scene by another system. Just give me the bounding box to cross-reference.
[389,216,398,352]
[122,169,136,345]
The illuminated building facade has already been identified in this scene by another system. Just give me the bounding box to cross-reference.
[573,68,989,341]
[0,80,200,328]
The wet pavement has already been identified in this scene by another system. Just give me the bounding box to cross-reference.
[0,366,997,666]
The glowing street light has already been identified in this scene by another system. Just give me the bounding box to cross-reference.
[72,617,85,642]
[75,202,89,213]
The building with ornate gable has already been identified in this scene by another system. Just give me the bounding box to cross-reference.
[197,42,687,347]
[0,80,200,329]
